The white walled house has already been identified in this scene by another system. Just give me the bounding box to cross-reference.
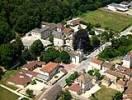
[71,50,83,64]
[122,51,132,69]
[40,62,60,81]
[89,58,103,70]
[107,3,128,12]
[52,30,64,47]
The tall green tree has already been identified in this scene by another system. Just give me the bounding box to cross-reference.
[40,48,60,63]
[59,51,71,64]
[30,40,44,58]
[0,21,15,44]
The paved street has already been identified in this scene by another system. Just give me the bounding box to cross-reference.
[120,26,132,36]
[56,42,111,87]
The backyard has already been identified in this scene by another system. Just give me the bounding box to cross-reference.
[80,9,132,32]
[0,86,19,100]
[90,86,118,100]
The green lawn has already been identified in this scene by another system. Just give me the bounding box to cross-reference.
[80,9,132,32]
[0,86,19,100]
[0,70,20,90]
[90,86,118,100]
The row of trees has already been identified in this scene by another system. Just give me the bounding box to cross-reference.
[73,29,114,53]
[40,48,71,64]
[99,35,132,60]
[0,0,124,35]
[65,71,79,86]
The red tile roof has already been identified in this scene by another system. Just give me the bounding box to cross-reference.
[41,62,59,74]
[106,70,125,78]
[8,70,38,86]
[69,83,81,93]
[23,61,45,70]
[63,28,73,34]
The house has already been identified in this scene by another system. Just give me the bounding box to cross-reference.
[70,24,87,33]
[75,73,93,93]
[52,30,64,47]
[37,84,62,100]
[105,70,125,83]
[117,66,132,79]
[122,51,132,69]
[89,58,103,70]
[107,3,128,12]
[22,61,45,71]
[21,29,51,48]
[107,3,118,11]
[120,1,130,8]
[57,23,64,32]
[123,80,132,100]
[69,83,82,95]
[7,70,38,88]
[70,50,84,64]
[63,27,74,36]
[67,18,80,26]
[101,62,114,71]
[115,79,126,92]
[40,62,60,81]
[103,70,127,92]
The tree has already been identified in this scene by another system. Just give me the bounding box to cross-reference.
[30,39,44,58]
[59,90,72,100]
[59,51,71,64]
[0,68,4,80]
[12,35,24,56]
[26,89,34,98]
[49,34,54,44]
[113,92,122,100]
[40,48,60,63]
[0,21,15,44]
[0,44,16,68]
[73,29,92,52]
[22,49,34,61]
[91,35,100,48]
[65,71,78,86]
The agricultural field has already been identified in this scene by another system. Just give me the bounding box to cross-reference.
[81,9,132,32]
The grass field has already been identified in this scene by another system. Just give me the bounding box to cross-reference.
[0,70,19,90]
[80,9,132,32]
[0,86,19,100]
[90,86,118,100]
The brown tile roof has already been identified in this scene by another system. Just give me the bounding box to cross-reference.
[23,61,45,70]
[117,79,126,86]
[117,66,132,76]
[41,62,59,74]
[106,70,125,78]
[63,28,73,34]
[69,83,81,93]
[8,70,38,86]
[102,62,114,69]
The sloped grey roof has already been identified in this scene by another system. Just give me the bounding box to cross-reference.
[41,84,62,100]
[52,30,64,39]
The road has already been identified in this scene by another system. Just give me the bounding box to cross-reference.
[39,26,132,100]
[56,42,111,87]
[120,26,132,36]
